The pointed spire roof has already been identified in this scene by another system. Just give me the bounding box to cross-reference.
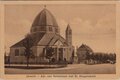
[66,24,71,31]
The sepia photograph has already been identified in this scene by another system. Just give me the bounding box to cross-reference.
[4,4,116,74]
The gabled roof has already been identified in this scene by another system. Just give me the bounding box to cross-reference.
[11,33,45,48]
[78,44,93,52]
[37,33,68,46]
[10,33,68,48]
[10,39,25,48]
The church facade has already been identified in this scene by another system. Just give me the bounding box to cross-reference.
[9,8,74,64]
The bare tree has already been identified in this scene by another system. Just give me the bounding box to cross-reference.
[23,34,34,68]
[71,51,74,63]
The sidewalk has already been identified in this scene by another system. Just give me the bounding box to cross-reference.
[5,64,116,74]
[5,64,67,69]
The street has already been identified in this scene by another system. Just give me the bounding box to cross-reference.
[5,64,116,74]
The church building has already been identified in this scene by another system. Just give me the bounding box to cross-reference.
[9,7,74,64]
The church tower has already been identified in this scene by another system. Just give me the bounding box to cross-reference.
[66,24,72,45]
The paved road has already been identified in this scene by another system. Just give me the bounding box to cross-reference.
[5,64,116,74]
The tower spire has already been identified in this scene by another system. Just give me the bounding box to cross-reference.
[66,24,71,31]
[66,24,72,45]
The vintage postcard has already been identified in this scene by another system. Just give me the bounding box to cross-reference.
[0,1,120,80]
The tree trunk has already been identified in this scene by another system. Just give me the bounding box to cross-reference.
[49,59,51,65]
[27,57,29,68]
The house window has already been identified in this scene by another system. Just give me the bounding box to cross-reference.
[15,49,19,56]
[49,27,52,31]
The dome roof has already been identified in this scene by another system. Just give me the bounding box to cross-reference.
[32,8,58,27]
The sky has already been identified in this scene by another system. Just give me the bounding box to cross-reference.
[5,4,116,54]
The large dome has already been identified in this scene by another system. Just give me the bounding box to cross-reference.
[32,8,58,27]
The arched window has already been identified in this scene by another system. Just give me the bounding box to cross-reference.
[15,49,19,56]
